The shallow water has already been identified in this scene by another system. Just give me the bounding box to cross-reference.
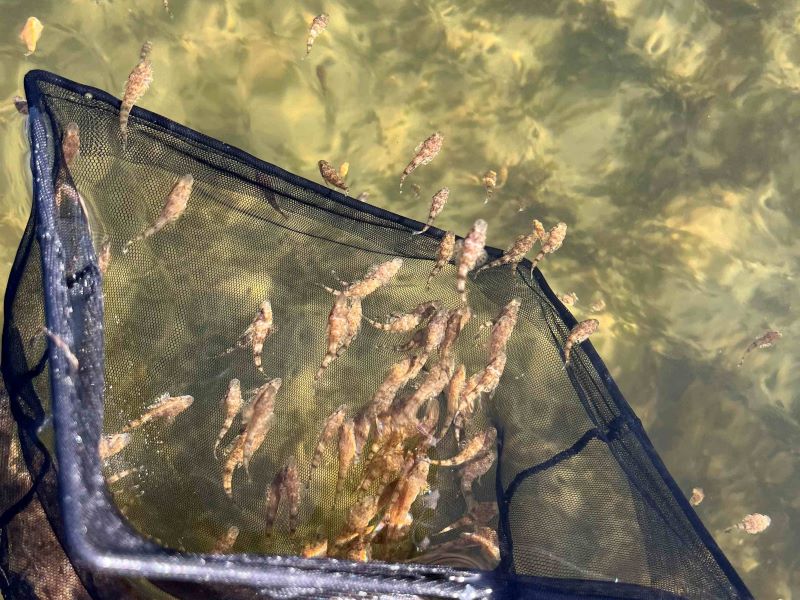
[1,0,798,597]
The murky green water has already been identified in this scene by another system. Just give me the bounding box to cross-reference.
[1,0,799,597]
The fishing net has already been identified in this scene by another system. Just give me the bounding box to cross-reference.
[0,70,753,600]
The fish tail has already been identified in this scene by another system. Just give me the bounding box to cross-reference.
[412,224,430,236]
[399,173,407,192]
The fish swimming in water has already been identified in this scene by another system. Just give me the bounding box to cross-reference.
[318,159,349,192]
[482,170,497,203]
[12,96,28,115]
[265,466,285,534]
[19,17,43,56]
[399,132,443,192]
[563,319,599,368]
[122,174,193,253]
[738,330,781,367]
[242,378,282,476]
[120,41,154,146]
[302,537,328,558]
[478,299,521,358]
[457,220,488,302]
[213,379,243,459]
[476,221,541,276]
[427,231,455,289]
[308,404,347,486]
[306,14,330,56]
[383,454,430,541]
[529,221,567,277]
[99,432,131,460]
[364,301,440,333]
[412,187,449,235]
[122,393,193,432]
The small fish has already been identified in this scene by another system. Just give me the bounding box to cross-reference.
[302,537,328,558]
[222,433,246,497]
[242,378,282,476]
[338,162,350,179]
[359,434,406,492]
[36,327,79,373]
[325,258,403,299]
[482,299,521,358]
[306,14,330,56]
[341,495,382,541]
[106,467,142,485]
[689,487,705,507]
[457,220,488,302]
[427,231,455,288]
[440,306,472,359]
[97,239,112,275]
[353,407,372,460]
[529,222,567,277]
[411,183,422,199]
[438,501,498,534]
[369,356,415,421]
[316,294,355,380]
[412,187,449,235]
[365,301,440,333]
[560,292,578,306]
[284,457,301,533]
[459,449,496,501]
[308,404,347,485]
[122,393,193,432]
[461,527,500,563]
[431,427,497,467]
[337,418,357,495]
[476,221,540,276]
[727,513,771,534]
[383,455,430,541]
[564,319,599,368]
[439,364,466,439]
[418,396,441,444]
[589,298,606,313]
[265,467,286,534]
[98,432,131,460]
[19,17,43,55]
[319,159,349,192]
[240,300,275,373]
[212,526,239,553]
[356,192,370,202]
[62,122,80,167]
[394,361,451,426]
[461,352,507,409]
[738,330,781,367]
[12,96,28,115]
[339,296,363,359]
[213,379,243,459]
[399,132,443,192]
[122,174,193,253]
[120,41,154,145]
[482,170,497,203]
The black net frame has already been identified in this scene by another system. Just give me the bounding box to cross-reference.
[0,69,752,600]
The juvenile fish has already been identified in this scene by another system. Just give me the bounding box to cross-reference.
[383,455,430,541]
[461,527,500,563]
[306,13,330,56]
[529,222,567,277]
[302,537,328,558]
[308,404,347,485]
[440,306,472,359]
[461,352,507,408]
[120,41,154,145]
[36,327,79,373]
[431,427,496,467]
[54,123,81,208]
[122,174,193,253]
[476,221,541,275]
[19,17,43,55]
[353,407,372,460]
[728,513,771,534]
[399,132,443,192]
[284,457,301,533]
[13,96,28,115]
[438,501,498,534]
[560,292,578,306]
[122,393,193,432]
[326,258,403,299]
[337,418,357,495]
[394,361,451,426]
[242,378,282,476]
[564,319,599,368]
[482,170,497,204]
[481,298,521,357]
[369,357,415,423]
[457,219,488,302]
[427,231,455,288]
[338,296,363,358]
[235,300,275,373]
[459,449,496,501]
[265,467,286,534]
[106,467,142,486]
[316,294,355,380]
[365,301,440,332]
[99,432,131,460]
[222,433,246,497]
[318,159,349,192]
[412,187,449,235]
[97,238,112,275]
[212,526,239,553]
[738,330,781,367]
[213,379,243,459]
[439,364,466,439]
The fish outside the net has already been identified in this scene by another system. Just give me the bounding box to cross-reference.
[318,159,349,192]
[19,17,43,55]
[482,170,497,204]
[13,95,28,114]
[120,41,154,145]
[399,132,443,192]
[738,330,781,367]
[476,221,541,275]
[306,13,330,56]
[412,187,449,235]
[530,221,567,278]
[564,318,599,368]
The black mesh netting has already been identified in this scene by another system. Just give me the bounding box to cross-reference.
[0,70,753,600]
